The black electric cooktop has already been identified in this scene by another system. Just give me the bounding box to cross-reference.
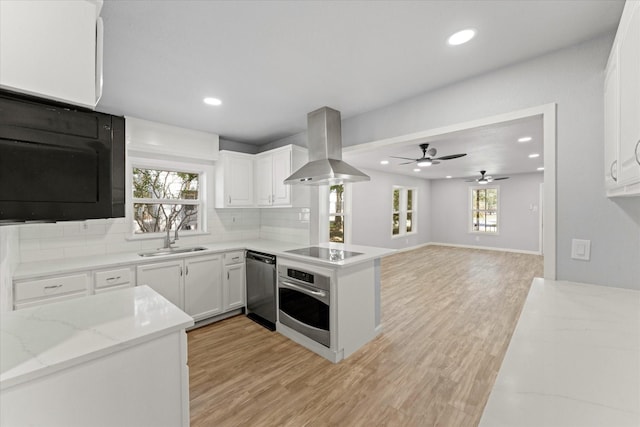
[284,246,364,262]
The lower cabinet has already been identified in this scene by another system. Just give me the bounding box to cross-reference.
[13,273,89,309]
[223,251,245,311]
[137,254,223,322]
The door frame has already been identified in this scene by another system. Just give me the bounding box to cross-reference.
[344,103,557,279]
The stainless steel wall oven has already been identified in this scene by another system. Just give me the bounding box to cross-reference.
[278,264,330,347]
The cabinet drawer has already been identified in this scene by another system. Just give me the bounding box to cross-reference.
[15,273,89,302]
[95,268,132,289]
[94,283,132,294]
[224,251,245,265]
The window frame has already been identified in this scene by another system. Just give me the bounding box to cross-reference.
[391,186,417,238]
[319,183,352,244]
[127,155,209,240]
[469,185,500,235]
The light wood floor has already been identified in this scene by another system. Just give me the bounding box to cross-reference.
[188,246,543,426]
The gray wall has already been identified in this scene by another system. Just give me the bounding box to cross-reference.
[431,173,543,253]
[351,168,431,249]
[338,34,640,289]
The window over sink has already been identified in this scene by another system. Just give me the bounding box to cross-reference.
[129,156,208,237]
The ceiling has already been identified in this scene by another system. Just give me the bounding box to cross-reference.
[98,0,623,178]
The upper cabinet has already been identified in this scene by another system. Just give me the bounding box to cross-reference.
[215,151,254,208]
[605,0,640,197]
[255,145,308,207]
[0,0,103,109]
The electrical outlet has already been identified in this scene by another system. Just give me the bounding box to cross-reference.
[571,239,591,261]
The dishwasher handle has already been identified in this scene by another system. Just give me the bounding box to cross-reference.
[246,251,276,264]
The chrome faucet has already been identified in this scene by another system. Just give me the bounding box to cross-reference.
[163,225,180,249]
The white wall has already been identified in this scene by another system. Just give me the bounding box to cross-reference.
[337,34,640,290]
[351,168,431,249]
[431,173,543,253]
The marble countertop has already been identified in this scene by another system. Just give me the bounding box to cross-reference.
[0,286,194,390]
[480,278,640,427]
[13,239,395,280]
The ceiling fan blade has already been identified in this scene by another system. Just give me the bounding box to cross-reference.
[390,155,418,161]
[431,161,441,165]
[399,161,416,165]
[494,177,509,180]
[434,153,467,160]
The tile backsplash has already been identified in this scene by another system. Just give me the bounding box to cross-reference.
[13,207,310,264]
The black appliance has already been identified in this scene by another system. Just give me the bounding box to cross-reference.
[278,264,331,347]
[0,91,125,223]
[245,251,277,331]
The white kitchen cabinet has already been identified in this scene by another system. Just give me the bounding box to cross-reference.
[184,254,223,321]
[137,260,184,309]
[0,0,103,108]
[604,45,620,190]
[215,150,254,208]
[223,251,245,311]
[605,0,640,197]
[255,145,309,207]
[93,266,134,294]
[13,272,89,310]
[137,254,224,322]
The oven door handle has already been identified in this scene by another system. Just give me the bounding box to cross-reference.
[280,281,327,298]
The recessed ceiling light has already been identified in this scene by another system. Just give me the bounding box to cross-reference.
[380,160,389,165]
[518,136,532,142]
[413,168,421,172]
[448,29,476,46]
[203,97,222,106]
[529,153,540,158]
[537,167,544,171]
[446,176,452,179]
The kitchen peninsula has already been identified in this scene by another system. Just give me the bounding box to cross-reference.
[9,240,395,365]
[1,286,193,427]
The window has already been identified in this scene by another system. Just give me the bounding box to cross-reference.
[329,184,345,242]
[470,187,499,233]
[392,186,416,236]
[132,167,202,235]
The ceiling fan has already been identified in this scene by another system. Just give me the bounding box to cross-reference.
[465,170,509,184]
[391,143,467,166]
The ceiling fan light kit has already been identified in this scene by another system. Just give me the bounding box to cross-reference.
[391,143,466,167]
[465,170,509,184]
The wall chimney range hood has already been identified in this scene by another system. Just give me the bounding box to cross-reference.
[284,107,370,185]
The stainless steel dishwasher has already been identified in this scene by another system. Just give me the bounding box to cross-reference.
[245,250,277,330]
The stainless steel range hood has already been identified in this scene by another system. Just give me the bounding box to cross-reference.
[284,107,370,185]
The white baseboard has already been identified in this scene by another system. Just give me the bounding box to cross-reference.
[394,242,432,253]
[426,242,542,256]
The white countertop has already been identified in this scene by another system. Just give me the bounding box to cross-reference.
[0,286,194,390]
[480,278,640,427]
[13,239,395,280]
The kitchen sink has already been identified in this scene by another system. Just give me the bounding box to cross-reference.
[138,246,208,257]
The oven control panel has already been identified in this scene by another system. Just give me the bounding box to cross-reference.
[287,268,314,284]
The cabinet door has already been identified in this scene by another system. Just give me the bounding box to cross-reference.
[224,263,245,311]
[184,255,223,321]
[604,47,620,190]
[271,149,292,206]
[226,154,254,206]
[618,1,640,186]
[0,1,100,108]
[137,261,184,309]
[255,154,273,206]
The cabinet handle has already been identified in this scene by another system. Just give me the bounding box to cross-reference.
[635,139,640,166]
[186,266,189,275]
[232,257,240,261]
[228,195,231,204]
[106,276,121,281]
[227,271,230,280]
[44,284,63,290]
[180,266,183,276]
[611,160,618,182]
